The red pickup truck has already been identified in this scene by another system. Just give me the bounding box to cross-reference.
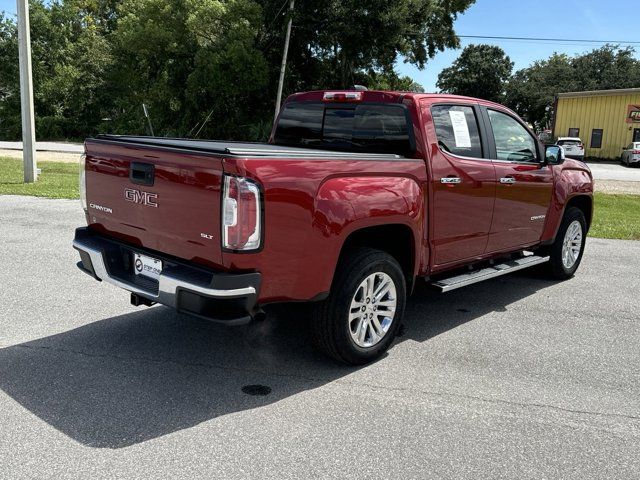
[74,90,593,364]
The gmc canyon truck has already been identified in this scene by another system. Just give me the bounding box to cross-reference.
[73,90,593,364]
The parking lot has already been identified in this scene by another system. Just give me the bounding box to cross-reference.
[1,195,639,479]
[588,161,640,182]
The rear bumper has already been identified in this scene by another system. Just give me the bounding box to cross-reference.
[73,228,261,325]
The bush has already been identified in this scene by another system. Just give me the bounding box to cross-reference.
[0,113,22,140]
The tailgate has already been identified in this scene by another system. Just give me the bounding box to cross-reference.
[84,139,224,268]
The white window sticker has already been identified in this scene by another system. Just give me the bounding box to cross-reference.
[449,110,472,148]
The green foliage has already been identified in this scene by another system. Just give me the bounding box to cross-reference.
[367,70,425,92]
[436,44,513,103]
[1,0,478,140]
[279,0,474,89]
[506,45,640,128]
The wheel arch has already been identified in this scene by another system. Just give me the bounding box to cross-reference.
[565,194,593,232]
[335,224,417,293]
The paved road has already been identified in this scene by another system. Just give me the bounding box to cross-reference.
[587,161,640,182]
[0,141,84,153]
[1,195,639,479]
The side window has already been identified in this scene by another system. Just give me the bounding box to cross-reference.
[431,105,483,159]
[487,110,537,162]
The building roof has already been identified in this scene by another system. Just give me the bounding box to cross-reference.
[557,87,640,98]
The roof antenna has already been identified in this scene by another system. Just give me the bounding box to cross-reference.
[352,85,368,91]
[142,103,155,137]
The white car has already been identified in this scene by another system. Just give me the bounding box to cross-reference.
[556,137,585,160]
[621,142,640,167]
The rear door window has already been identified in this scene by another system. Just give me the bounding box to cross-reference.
[274,102,413,155]
[430,105,483,159]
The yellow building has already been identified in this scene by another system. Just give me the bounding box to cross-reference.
[553,88,640,160]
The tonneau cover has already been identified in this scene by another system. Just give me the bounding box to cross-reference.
[92,134,404,159]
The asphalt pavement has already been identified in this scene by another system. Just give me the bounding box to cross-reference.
[1,195,639,479]
[587,161,640,182]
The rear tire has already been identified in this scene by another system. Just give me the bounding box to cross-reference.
[544,207,587,280]
[310,248,406,365]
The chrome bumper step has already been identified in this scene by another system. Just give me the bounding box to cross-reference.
[430,255,550,292]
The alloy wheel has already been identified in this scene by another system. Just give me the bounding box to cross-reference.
[348,272,397,348]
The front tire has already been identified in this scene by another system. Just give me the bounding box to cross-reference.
[544,207,587,279]
[311,248,406,365]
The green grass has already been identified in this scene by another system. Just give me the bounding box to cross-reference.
[1,156,639,240]
[0,157,79,199]
[591,192,640,240]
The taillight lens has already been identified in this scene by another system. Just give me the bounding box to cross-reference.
[222,175,262,251]
[633,150,640,155]
[79,154,87,213]
[578,143,584,150]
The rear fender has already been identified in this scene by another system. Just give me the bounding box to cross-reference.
[313,176,425,291]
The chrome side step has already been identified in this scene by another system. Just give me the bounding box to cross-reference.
[430,255,550,292]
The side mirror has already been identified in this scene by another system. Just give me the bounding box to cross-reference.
[545,145,565,165]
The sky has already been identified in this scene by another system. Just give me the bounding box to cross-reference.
[396,0,640,91]
[1,0,639,92]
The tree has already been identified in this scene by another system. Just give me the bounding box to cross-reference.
[0,15,20,138]
[436,44,513,103]
[505,53,575,128]
[258,0,475,91]
[1,0,467,140]
[506,45,640,128]
[366,70,424,92]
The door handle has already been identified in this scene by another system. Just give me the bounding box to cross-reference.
[440,177,462,185]
[500,177,516,184]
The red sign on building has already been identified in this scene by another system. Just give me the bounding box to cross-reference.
[628,104,640,123]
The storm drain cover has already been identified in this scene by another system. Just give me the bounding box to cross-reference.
[241,384,272,396]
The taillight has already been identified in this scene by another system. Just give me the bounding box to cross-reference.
[323,91,362,102]
[222,175,262,251]
[578,143,584,150]
[79,154,87,213]
[633,150,640,155]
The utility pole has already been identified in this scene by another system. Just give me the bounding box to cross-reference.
[16,0,37,183]
[274,0,294,121]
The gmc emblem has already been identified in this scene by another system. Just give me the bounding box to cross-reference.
[124,188,158,207]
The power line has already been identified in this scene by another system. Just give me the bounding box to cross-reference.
[457,35,640,45]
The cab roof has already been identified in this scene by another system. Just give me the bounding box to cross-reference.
[286,89,509,110]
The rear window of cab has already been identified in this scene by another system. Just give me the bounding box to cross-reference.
[273,102,414,156]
